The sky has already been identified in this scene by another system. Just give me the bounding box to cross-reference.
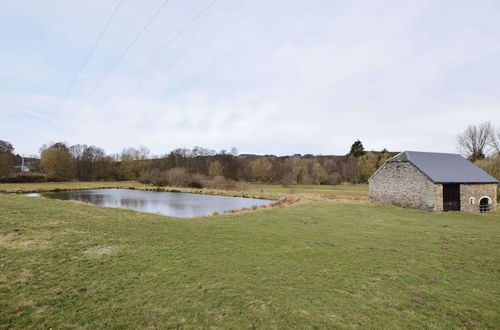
[1,0,499,157]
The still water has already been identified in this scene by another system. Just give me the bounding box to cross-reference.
[27,189,272,218]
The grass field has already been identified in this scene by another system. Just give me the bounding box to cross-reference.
[240,183,368,198]
[1,182,499,328]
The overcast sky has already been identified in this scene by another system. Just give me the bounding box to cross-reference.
[1,0,499,156]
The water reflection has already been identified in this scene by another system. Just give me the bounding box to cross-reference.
[27,189,272,218]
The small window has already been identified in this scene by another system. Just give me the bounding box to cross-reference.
[469,197,475,205]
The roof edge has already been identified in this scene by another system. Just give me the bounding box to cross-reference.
[368,152,404,182]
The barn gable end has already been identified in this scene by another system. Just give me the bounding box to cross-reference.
[369,161,438,211]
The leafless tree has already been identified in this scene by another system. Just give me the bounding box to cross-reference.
[311,162,327,184]
[489,126,500,155]
[251,157,272,182]
[457,122,495,161]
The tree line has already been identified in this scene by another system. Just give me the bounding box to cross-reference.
[0,140,393,186]
[1,121,498,187]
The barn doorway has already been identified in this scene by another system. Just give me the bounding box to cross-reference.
[443,184,460,211]
[479,197,491,213]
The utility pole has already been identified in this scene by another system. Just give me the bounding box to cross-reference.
[21,154,25,172]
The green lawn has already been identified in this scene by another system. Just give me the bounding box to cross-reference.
[0,184,499,328]
[240,183,368,198]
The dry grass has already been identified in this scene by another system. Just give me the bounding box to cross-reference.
[84,245,119,257]
[0,233,50,250]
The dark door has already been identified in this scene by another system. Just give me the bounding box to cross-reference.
[443,184,460,211]
[479,197,490,213]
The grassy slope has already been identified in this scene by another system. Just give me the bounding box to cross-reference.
[240,183,368,198]
[1,188,499,328]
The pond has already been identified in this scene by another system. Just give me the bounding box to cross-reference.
[26,189,273,218]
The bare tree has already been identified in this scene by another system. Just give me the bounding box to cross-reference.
[457,122,495,161]
[292,158,310,184]
[208,160,223,177]
[489,126,500,155]
[251,157,272,182]
[120,146,150,179]
[311,162,327,184]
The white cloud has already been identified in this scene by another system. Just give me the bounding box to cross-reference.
[1,0,499,156]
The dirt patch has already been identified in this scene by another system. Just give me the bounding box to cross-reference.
[18,269,32,283]
[411,296,425,305]
[208,308,230,320]
[84,245,119,257]
[463,320,479,328]
[62,228,88,235]
[419,274,440,284]
[317,194,368,201]
[246,299,269,315]
[220,198,299,216]
[312,241,336,247]
[0,234,49,250]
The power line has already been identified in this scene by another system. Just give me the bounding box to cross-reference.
[40,0,125,142]
[74,0,218,131]
[64,0,172,125]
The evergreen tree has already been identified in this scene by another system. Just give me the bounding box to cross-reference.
[349,140,365,157]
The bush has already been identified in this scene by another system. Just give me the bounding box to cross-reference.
[187,174,204,188]
[139,168,206,188]
[325,173,342,185]
[165,168,189,187]
[0,173,47,183]
[138,169,237,190]
[203,176,236,190]
[138,168,168,186]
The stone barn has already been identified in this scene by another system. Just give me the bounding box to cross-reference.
[369,151,499,212]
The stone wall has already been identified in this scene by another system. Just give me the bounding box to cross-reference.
[460,183,498,213]
[369,162,437,211]
[434,184,443,212]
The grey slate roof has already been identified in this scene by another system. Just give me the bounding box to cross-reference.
[387,151,499,184]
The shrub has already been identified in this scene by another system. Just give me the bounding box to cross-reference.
[138,169,176,187]
[138,168,155,184]
[203,176,236,190]
[165,168,189,187]
[188,174,205,188]
[251,158,272,182]
[0,173,46,183]
[208,161,224,177]
[325,173,342,185]
[138,168,169,186]
[312,163,328,184]
[292,158,310,184]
